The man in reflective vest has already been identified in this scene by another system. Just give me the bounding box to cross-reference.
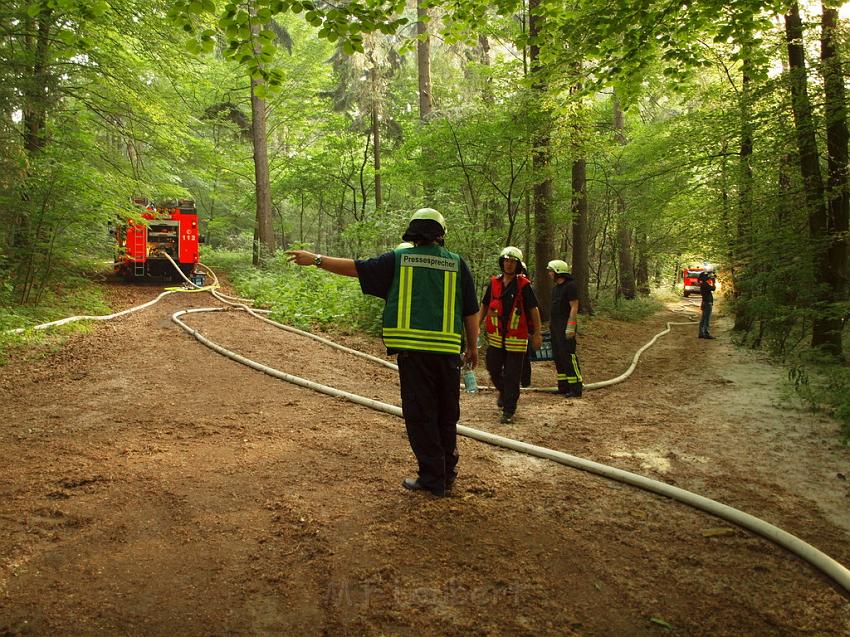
[286,209,479,497]
[547,259,583,398]
[479,247,542,423]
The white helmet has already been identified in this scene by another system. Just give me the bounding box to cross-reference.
[547,259,570,275]
[499,246,523,271]
[499,246,523,261]
[402,208,447,243]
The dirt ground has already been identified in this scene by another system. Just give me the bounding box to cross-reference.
[1,275,849,636]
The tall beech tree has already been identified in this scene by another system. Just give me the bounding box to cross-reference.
[820,2,849,358]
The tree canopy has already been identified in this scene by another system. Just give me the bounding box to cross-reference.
[1,0,848,363]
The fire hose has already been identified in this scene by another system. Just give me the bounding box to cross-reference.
[171,304,850,596]
[7,259,850,595]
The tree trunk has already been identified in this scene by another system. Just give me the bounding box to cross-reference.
[13,8,53,300]
[820,3,849,356]
[785,3,834,354]
[635,232,650,295]
[733,55,755,332]
[416,0,434,204]
[529,0,553,320]
[23,10,52,154]
[478,34,494,105]
[616,224,635,300]
[571,157,593,314]
[368,64,382,211]
[416,0,432,122]
[613,94,635,300]
[250,20,275,266]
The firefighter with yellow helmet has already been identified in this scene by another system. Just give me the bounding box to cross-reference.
[547,259,583,398]
[479,246,543,423]
[286,208,480,497]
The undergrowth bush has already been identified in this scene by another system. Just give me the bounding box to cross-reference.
[786,347,850,443]
[203,247,383,335]
[0,270,108,364]
[593,291,664,322]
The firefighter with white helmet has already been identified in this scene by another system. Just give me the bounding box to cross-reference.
[286,207,480,497]
[547,259,583,398]
[479,246,543,423]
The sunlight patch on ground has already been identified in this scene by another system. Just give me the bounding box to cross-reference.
[609,449,709,474]
[495,451,553,479]
[610,450,671,473]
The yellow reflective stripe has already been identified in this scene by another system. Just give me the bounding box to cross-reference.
[504,337,527,350]
[486,334,502,346]
[442,270,457,334]
[383,339,461,354]
[557,373,568,380]
[397,266,413,329]
[486,334,527,351]
[383,327,461,343]
[510,309,520,329]
[572,355,583,382]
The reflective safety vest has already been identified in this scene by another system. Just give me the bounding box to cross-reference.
[382,245,464,354]
[485,275,530,352]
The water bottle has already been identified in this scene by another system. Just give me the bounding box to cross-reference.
[462,365,478,393]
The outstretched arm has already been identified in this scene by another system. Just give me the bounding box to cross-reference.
[286,250,358,277]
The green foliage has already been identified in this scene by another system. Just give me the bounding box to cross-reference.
[169,0,409,95]
[204,248,383,335]
[593,292,664,323]
[1,0,847,443]
[0,269,109,364]
[787,352,850,443]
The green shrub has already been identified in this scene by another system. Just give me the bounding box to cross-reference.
[0,271,108,364]
[787,350,850,443]
[593,291,664,322]
[203,248,384,335]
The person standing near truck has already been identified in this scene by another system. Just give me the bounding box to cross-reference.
[698,267,717,339]
[547,259,583,398]
[286,208,479,497]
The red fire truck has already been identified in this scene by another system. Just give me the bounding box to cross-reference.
[682,266,715,297]
[113,198,200,281]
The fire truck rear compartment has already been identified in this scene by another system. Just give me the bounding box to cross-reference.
[145,221,187,278]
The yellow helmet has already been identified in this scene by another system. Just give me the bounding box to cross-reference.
[547,259,570,275]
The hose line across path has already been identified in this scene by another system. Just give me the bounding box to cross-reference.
[8,260,849,597]
[173,305,850,597]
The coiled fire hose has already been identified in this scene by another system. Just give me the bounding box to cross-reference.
[172,304,850,596]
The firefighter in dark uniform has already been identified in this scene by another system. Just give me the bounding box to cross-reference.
[698,267,717,339]
[547,259,583,398]
[286,209,479,497]
[479,247,542,423]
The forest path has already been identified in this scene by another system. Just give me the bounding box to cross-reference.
[1,277,848,636]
